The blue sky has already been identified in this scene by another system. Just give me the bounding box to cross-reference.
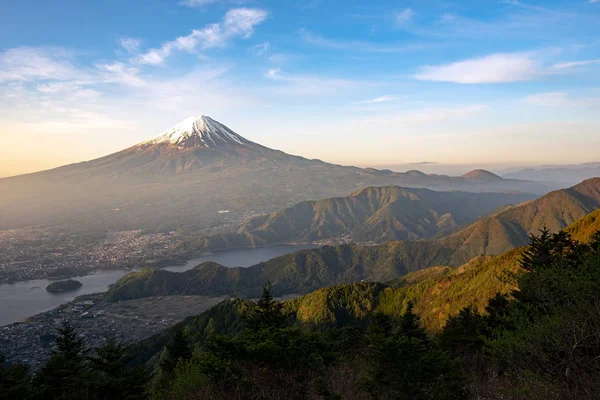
[1,0,599,177]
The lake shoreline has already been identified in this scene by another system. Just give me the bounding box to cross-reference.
[0,244,319,327]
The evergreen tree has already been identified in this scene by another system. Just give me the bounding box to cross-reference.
[89,334,148,400]
[520,227,553,272]
[439,306,485,357]
[367,307,467,399]
[34,320,92,400]
[0,355,32,400]
[246,281,285,331]
[159,329,192,376]
[399,301,427,341]
[367,313,392,338]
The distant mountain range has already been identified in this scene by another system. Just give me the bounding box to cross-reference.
[503,162,600,185]
[183,186,537,253]
[106,178,600,301]
[0,115,557,233]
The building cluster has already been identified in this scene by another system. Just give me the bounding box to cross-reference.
[0,293,225,369]
[0,228,186,284]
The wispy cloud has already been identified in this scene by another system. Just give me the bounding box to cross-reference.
[250,41,270,56]
[523,92,600,108]
[300,30,430,53]
[415,51,600,84]
[179,0,217,7]
[354,95,399,104]
[551,59,600,70]
[264,68,361,95]
[119,38,142,54]
[395,8,414,26]
[415,52,540,83]
[0,47,90,83]
[96,62,145,87]
[35,82,100,100]
[136,8,268,65]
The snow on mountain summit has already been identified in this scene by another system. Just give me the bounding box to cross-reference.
[143,115,250,149]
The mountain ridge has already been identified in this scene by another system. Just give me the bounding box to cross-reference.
[181,186,537,253]
[106,178,600,302]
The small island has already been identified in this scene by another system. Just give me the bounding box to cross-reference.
[46,279,83,293]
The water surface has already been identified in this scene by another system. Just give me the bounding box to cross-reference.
[0,244,317,327]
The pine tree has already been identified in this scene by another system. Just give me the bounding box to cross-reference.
[520,227,553,272]
[89,334,148,400]
[0,355,32,400]
[399,301,427,341]
[159,328,192,376]
[247,281,285,331]
[34,320,92,400]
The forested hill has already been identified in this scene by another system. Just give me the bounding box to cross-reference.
[181,186,536,252]
[133,212,600,367]
[106,179,600,302]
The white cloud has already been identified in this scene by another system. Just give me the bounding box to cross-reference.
[354,95,399,104]
[250,41,270,56]
[0,47,90,83]
[119,38,142,54]
[523,92,571,106]
[523,92,600,108]
[97,62,145,87]
[396,8,414,26]
[265,68,282,80]
[590,0,599,3]
[264,68,361,95]
[300,30,430,53]
[414,52,541,83]
[180,0,217,7]
[551,59,600,70]
[36,82,100,100]
[136,8,268,65]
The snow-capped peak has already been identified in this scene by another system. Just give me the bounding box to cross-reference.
[143,115,249,149]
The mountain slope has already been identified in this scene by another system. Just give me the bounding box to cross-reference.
[106,179,600,302]
[440,177,600,263]
[462,169,503,181]
[131,215,600,367]
[182,186,536,252]
[0,116,555,233]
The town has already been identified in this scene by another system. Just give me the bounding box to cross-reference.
[0,293,227,369]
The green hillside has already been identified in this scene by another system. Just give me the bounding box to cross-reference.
[133,212,600,366]
[565,209,600,242]
[181,186,536,252]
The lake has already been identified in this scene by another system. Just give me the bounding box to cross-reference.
[0,244,317,327]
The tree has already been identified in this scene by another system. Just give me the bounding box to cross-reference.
[89,334,148,400]
[367,307,468,399]
[160,329,192,376]
[399,301,427,341]
[246,281,285,331]
[520,227,554,272]
[34,320,93,400]
[439,306,485,357]
[0,355,32,400]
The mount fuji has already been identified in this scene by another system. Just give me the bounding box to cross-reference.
[0,115,556,233]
